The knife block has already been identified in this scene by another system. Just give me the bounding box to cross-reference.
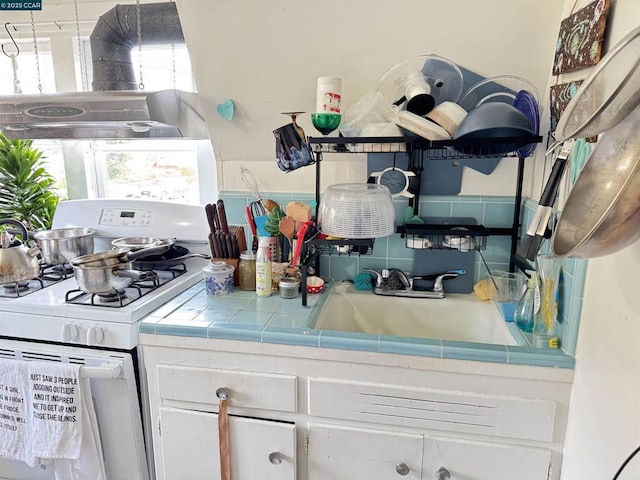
[208,226,246,287]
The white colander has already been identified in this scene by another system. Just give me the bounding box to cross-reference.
[318,183,396,239]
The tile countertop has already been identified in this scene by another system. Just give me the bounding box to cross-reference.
[139,281,575,369]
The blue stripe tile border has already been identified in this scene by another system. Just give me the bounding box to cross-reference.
[379,335,442,358]
[442,340,509,363]
[506,345,575,368]
[207,322,263,342]
[262,327,320,347]
[318,330,379,352]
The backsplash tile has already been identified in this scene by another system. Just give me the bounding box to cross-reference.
[220,192,586,359]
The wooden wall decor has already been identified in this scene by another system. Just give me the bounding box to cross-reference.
[552,0,610,75]
[550,80,583,131]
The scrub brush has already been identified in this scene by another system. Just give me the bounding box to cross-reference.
[382,270,406,291]
[353,273,372,290]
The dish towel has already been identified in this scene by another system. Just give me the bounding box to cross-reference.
[0,359,37,467]
[27,362,83,460]
[52,376,106,480]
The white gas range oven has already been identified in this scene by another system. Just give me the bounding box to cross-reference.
[0,199,211,480]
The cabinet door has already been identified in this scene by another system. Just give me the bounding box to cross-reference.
[423,435,551,480]
[158,407,296,480]
[308,423,423,480]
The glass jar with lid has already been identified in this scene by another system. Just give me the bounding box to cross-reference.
[238,251,256,291]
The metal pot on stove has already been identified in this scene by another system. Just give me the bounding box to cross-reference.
[69,241,171,294]
[0,219,41,284]
[33,227,95,265]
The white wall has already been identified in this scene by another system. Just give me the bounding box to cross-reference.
[175,0,563,195]
[557,2,640,478]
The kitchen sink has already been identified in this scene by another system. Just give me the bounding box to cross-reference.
[312,282,517,345]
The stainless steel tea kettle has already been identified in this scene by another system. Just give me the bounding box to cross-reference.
[0,219,41,284]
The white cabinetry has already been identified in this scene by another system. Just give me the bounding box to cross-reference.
[159,407,296,480]
[141,337,573,480]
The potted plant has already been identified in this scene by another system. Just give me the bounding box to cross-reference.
[0,132,60,231]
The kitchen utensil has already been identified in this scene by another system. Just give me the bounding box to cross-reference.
[513,89,540,157]
[279,216,296,261]
[216,199,230,234]
[485,270,527,322]
[368,166,419,198]
[70,241,171,267]
[240,164,266,217]
[291,221,313,268]
[552,103,640,258]
[205,203,217,233]
[554,24,640,141]
[110,236,161,251]
[516,141,574,262]
[377,54,464,113]
[33,227,95,265]
[245,205,258,251]
[0,219,41,284]
[318,183,396,239]
[132,245,211,269]
[71,263,152,294]
[459,75,540,111]
[453,102,535,155]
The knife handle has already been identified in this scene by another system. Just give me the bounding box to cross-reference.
[217,199,229,234]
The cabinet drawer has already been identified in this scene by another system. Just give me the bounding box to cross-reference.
[157,365,297,413]
[308,377,556,442]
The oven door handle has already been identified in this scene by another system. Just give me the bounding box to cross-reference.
[80,363,122,379]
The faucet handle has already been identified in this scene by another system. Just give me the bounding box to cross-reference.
[433,270,466,292]
[361,269,382,288]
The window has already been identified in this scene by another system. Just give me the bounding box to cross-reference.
[0,39,56,94]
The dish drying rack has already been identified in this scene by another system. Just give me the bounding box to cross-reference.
[298,135,543,306]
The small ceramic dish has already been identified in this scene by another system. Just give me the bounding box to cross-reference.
[306,276,325,294]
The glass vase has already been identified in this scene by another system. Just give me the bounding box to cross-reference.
[532,254,561,348]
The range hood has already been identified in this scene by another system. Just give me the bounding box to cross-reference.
[0,90,209,140]
[0,2,209,140]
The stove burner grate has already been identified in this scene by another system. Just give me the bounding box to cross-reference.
[1,278,44,297]
[64,267,185,308]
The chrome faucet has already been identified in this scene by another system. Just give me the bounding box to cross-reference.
[362,268,465,299]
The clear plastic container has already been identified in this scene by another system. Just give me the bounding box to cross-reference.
[318,183,396,239]
[339,92,398,137]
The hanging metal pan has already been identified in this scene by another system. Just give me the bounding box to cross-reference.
[555,24,640,141]
[552,103,640,258]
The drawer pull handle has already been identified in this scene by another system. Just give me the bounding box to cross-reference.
[435,467,451,480]
[216,387,230,400]
[268,451,283,465]
[396,463,410,476]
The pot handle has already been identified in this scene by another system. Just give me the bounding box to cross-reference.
[114,269,152,281]
[0,218,29,242]
[125,241,173,261]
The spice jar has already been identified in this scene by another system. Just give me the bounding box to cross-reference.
[238,251,256,291]
[279,277,300,299]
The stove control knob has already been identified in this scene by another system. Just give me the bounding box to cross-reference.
[86,327,105,346]
[61,324,79,342]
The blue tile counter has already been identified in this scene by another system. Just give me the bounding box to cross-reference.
[139,280,575,369]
